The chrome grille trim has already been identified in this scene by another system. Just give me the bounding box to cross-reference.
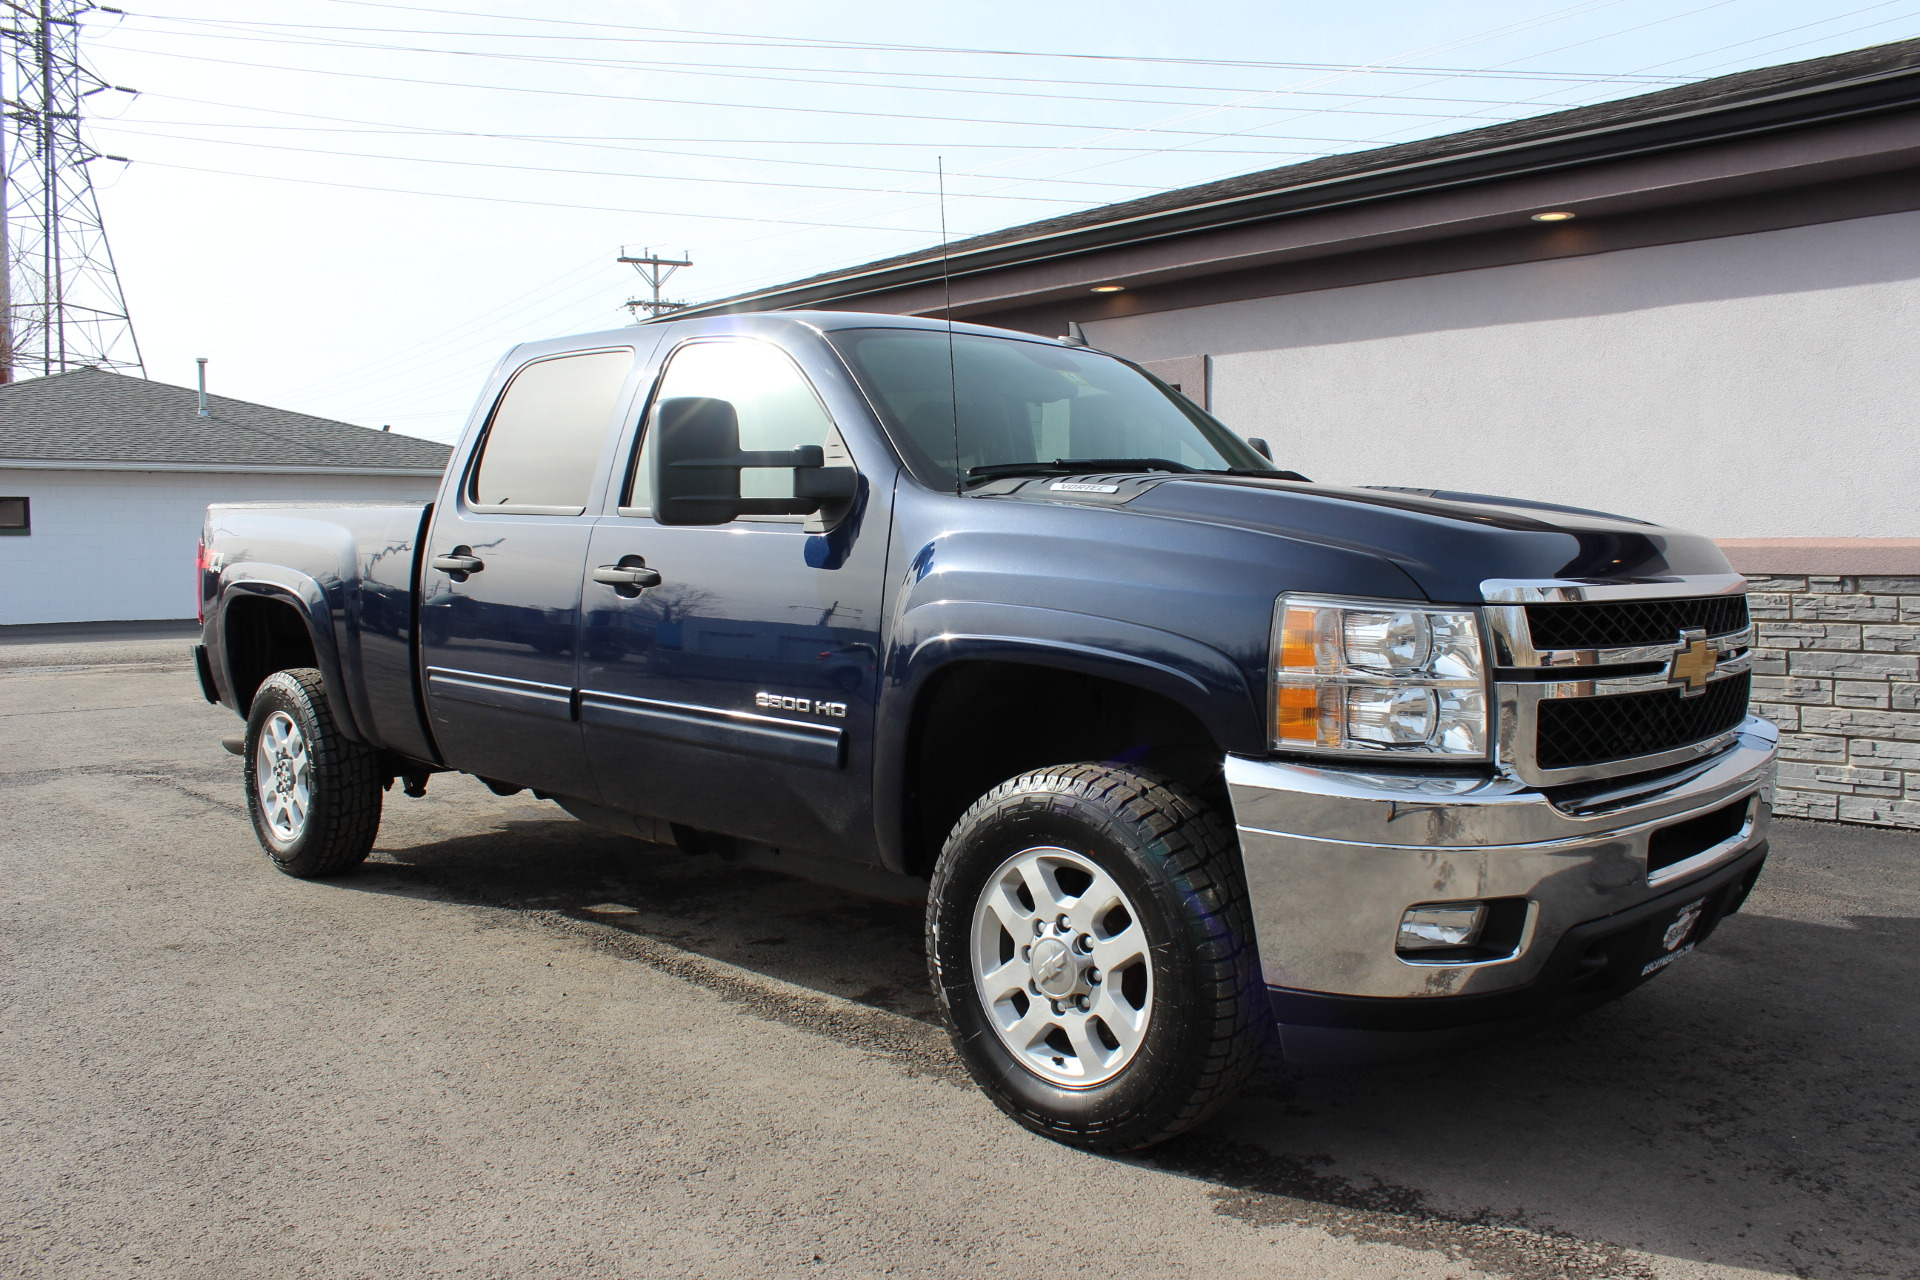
[1483,576,1757,786]
[1481,574,1747,604]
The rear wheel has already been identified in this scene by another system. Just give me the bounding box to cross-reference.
[926,763,1265,1151]
[243,668,382,877]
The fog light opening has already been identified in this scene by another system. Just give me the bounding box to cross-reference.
[1398,902,1488,952]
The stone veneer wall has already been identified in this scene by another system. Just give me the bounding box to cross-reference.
[1745,573,1920,829]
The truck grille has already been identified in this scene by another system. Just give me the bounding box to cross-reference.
[1536,672,1752,770]
[1524,595,1749,650]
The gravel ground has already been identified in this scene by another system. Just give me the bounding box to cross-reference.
[3,627,1916,1280]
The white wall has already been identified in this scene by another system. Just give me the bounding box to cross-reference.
[0,468,441,625]
[1084,210,1920,539]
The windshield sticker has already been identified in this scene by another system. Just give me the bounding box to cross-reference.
[1050,481,1121,493]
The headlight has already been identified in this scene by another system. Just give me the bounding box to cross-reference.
[1271,595,1488,758]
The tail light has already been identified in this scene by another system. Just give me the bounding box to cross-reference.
[196,515,215,624]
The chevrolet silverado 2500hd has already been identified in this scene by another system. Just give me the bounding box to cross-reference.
[194,311,1776,1151]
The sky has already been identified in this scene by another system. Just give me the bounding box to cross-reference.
[54,0,1920,442]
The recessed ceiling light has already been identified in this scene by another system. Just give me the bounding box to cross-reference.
[1531,211,1576,222]
[1090,284,1125,293]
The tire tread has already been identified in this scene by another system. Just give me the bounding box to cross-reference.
[245,668,382,877]
[926,763,1266,1152]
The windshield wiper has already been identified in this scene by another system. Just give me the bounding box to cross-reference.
[964,457,1197,487]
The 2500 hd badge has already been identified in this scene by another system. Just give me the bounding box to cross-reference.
[756,692,849,717]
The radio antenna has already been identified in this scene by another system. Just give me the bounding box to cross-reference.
[938,156,960,496]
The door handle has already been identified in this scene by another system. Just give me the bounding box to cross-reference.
[431,553,485,575]
[592,564,662,590]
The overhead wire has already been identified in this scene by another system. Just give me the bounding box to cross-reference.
[92,124,1131,203]
[119,15,1618,107]
[138,94,1343,154]
[125,160,939,233]
[117,113,1213,186]
[86,39,1526,141]
[103,20,1624,121]
[296,0,1692,83]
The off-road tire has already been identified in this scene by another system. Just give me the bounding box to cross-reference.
[243,668,383,877]
[926,763,1265,1152]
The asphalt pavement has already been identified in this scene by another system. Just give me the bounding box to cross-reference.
[3,626,1916,1280]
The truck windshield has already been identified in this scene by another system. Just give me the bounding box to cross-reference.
[827,327,1267,490]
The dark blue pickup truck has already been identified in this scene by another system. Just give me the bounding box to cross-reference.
[195,311,1777,1151]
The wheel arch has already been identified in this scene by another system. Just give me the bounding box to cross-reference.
[876,602,1265,878]
[218,572,368,744]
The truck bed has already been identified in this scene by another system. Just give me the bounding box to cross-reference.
[204,501,438,764]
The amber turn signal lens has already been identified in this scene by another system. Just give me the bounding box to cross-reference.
[1274,684,1321,741]
[1279,606,1320,671]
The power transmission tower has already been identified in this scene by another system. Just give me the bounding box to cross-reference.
[618,248,690,320]
[0,1,143,382]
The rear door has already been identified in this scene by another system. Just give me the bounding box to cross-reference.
[420,346,640,797]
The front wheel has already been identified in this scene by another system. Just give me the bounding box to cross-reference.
[926,764,1265,1152]
[243,668,383,877]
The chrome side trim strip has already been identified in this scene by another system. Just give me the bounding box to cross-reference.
[1481,574,1747,604]
[425,665,573,720]
[578,688,846,769]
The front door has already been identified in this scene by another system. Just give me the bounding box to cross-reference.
[578,337,887,857]
[420,346,636,797]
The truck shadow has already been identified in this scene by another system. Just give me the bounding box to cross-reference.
[339,808,1920,1280]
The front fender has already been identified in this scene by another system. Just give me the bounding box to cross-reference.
[871,598,1264,872]
[216,565,369,746]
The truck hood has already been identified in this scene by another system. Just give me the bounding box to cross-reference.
[989,473,1734,604]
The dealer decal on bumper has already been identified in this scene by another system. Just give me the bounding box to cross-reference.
[1640,897,1708,977]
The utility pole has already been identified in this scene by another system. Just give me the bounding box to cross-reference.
[618,248,690,321]
[0,1,143,381]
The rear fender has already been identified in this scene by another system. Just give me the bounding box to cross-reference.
[217,566,368,745]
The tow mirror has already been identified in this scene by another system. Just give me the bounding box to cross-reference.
[651,396,858,527]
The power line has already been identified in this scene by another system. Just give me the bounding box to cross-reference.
[292,0,1693,83]
[88,39,1530,140]
[128,160,939,233]
[101,20,1622,123]
[116,116,1225,186]
[95,125,1123,203]
[140,93,1342,156]
[122,14,1605,107]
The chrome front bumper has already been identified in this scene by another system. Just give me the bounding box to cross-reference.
[1227,716,1777,1002]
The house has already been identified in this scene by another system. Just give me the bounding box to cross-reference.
[0,368,449,624]
[675,38,1920,828]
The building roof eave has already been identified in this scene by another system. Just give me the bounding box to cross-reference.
[668,39,1920,319]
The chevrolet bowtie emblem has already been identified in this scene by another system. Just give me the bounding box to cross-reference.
[1668,634,1719,696]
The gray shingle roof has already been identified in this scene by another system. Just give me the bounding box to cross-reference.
[0,367,452,471]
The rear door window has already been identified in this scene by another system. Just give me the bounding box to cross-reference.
[469,348,633,514]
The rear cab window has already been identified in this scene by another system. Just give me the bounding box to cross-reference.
[469,349,635,515]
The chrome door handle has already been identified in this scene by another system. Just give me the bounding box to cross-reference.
[592,564,662,589]
[431,554,484,575]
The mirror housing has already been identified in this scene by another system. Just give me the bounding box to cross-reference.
[652,396,857,527]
